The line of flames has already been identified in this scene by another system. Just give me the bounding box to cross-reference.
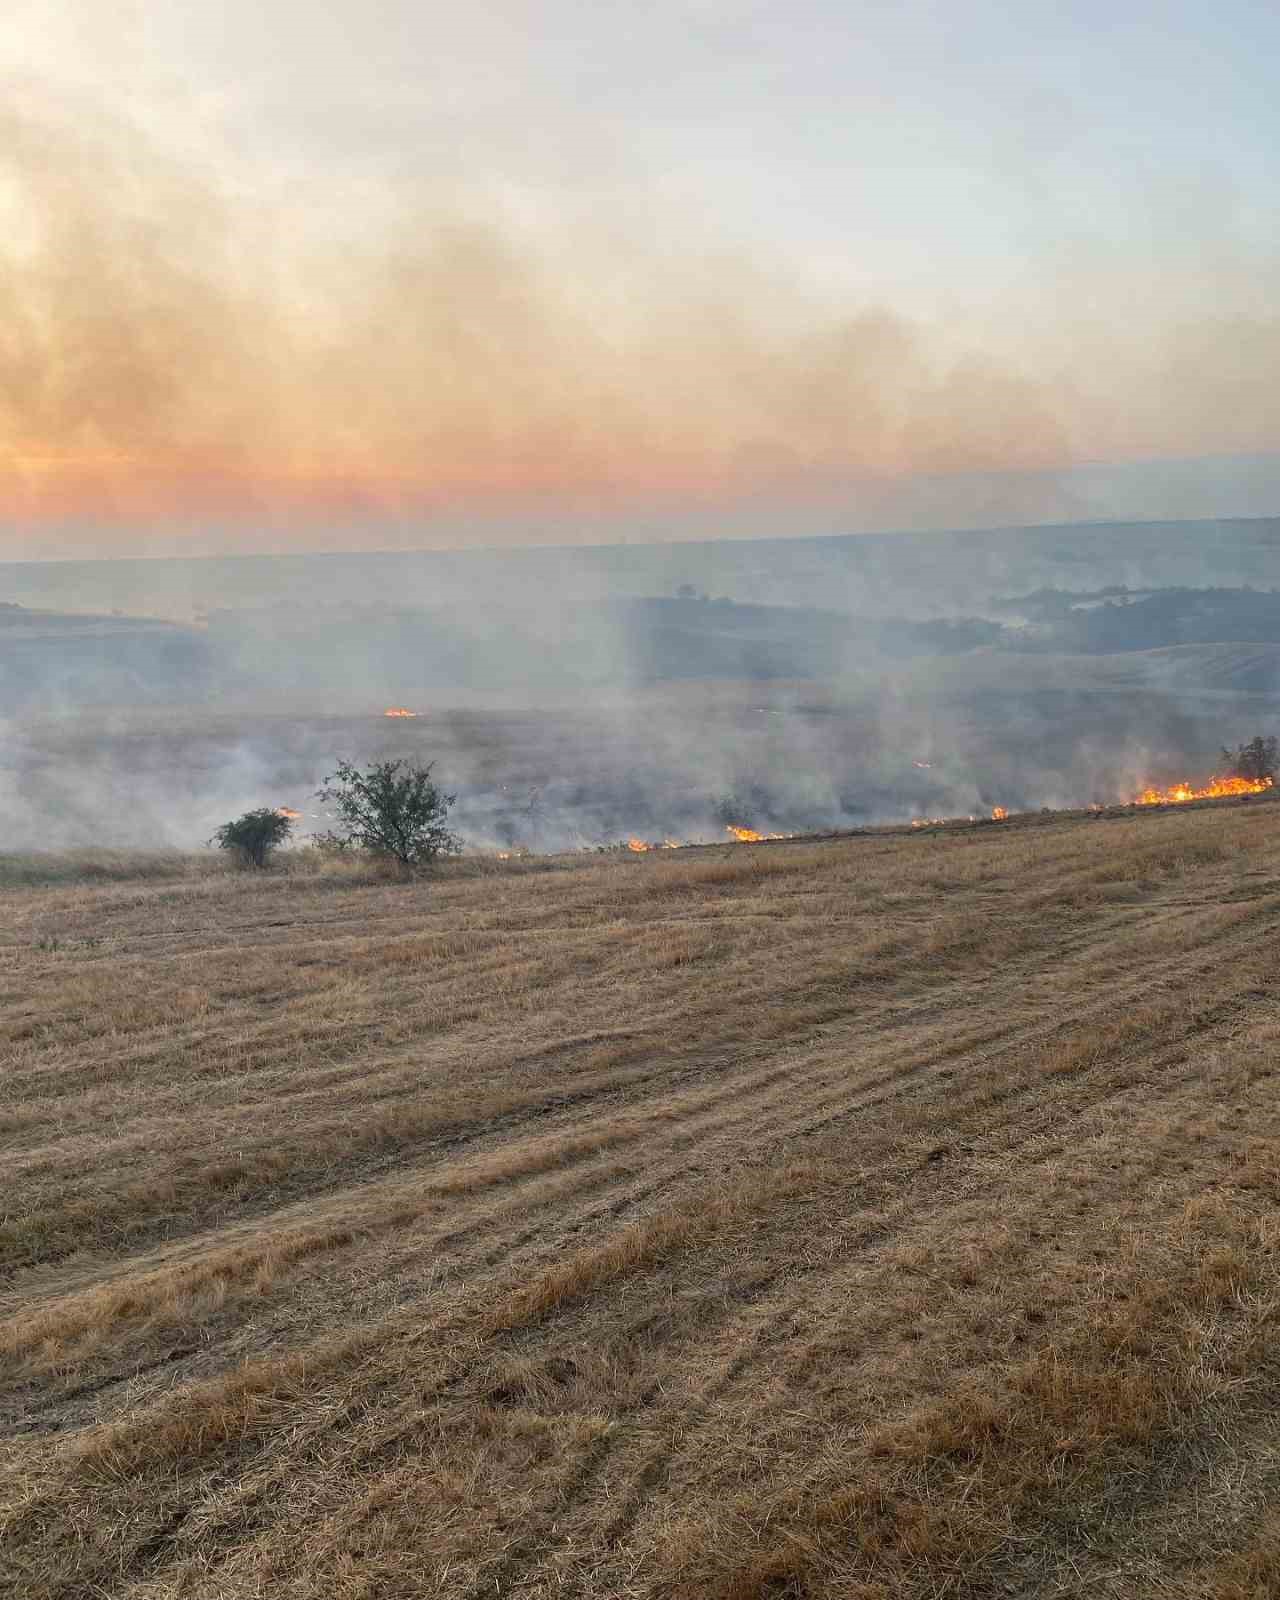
[625,825,791,851]
[1133,774,1273,805]
[523,773,1273,856]
[280,771,1274,858]
[912,807,1005,828]
[510,777,1269,859]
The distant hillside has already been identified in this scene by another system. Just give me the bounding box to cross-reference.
[1128,642,1280,695]
[9,580,1280,714]
[0,607,213,709]
[0,593,1015,712]
[996,584,1280,653]
[5,515,1280,621]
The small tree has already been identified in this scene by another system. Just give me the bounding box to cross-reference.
[213,808,293,869]
[317,758,461,871]
[1221,735,1278,783]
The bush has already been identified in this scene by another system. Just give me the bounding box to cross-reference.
[309,829,354,857]
[316,758,461,872]
[1221,735,1278,783]
[212,808,293,868]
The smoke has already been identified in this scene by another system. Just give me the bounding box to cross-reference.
[0,673,1251,858]
[3,12,1280,855]
[3,583,1272,857]
[0,89,1040,534]
[3,86,1278,559]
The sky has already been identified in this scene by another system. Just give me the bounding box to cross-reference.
[3,0,1280,559]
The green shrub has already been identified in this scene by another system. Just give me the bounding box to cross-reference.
[316,759,461,872]
[212,807,294,869]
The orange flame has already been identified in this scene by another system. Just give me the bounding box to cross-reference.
[991,806,1008,820]
[384,707,417,718]
[276,807,303,820]
[1133,775,1273,806]
[628,837,651,852]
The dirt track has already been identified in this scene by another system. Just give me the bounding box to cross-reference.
[3,803,1280,1596]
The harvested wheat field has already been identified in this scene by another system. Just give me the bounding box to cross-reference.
[4,801,1280,1598]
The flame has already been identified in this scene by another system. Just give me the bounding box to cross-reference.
[1133,775,1273,806]
[629,823,791,846]
[991,806,1008,820]
[276,807,303,820]
[384,707,417,718]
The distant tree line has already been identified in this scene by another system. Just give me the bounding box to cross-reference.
[993,586,1280,655]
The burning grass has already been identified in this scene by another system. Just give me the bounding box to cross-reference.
[1135,774,1274,805]
[3,798,1280,1597]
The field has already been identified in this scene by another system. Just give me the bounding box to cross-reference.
[8,659,1277,857]
[4,799,1280,1597]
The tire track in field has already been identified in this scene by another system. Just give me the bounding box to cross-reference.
[9,884,1271,1417]
[344,936,1271,1598]
[471,933,1277,1590]
[0,888,1181,1338]
[498,1058,1251,1599]
[9,950,1268,1596]
[7,873,1269,1423]
[0,830,1172,1147]
[9,853,1233,1251]
[8,825,1280,1594]
[645,890,1277,1184]
[641,1031,1261,1520]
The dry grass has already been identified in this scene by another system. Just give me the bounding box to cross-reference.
[0,848,224,888]
[2,799,1280,1597]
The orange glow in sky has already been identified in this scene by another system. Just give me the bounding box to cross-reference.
[3,3,1279,555]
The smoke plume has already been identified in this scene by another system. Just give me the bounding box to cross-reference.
[2,86,1278,559]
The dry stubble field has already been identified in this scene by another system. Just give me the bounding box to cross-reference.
[4,802,1280,1598]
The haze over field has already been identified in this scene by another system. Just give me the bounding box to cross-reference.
[0,525,1278,848]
